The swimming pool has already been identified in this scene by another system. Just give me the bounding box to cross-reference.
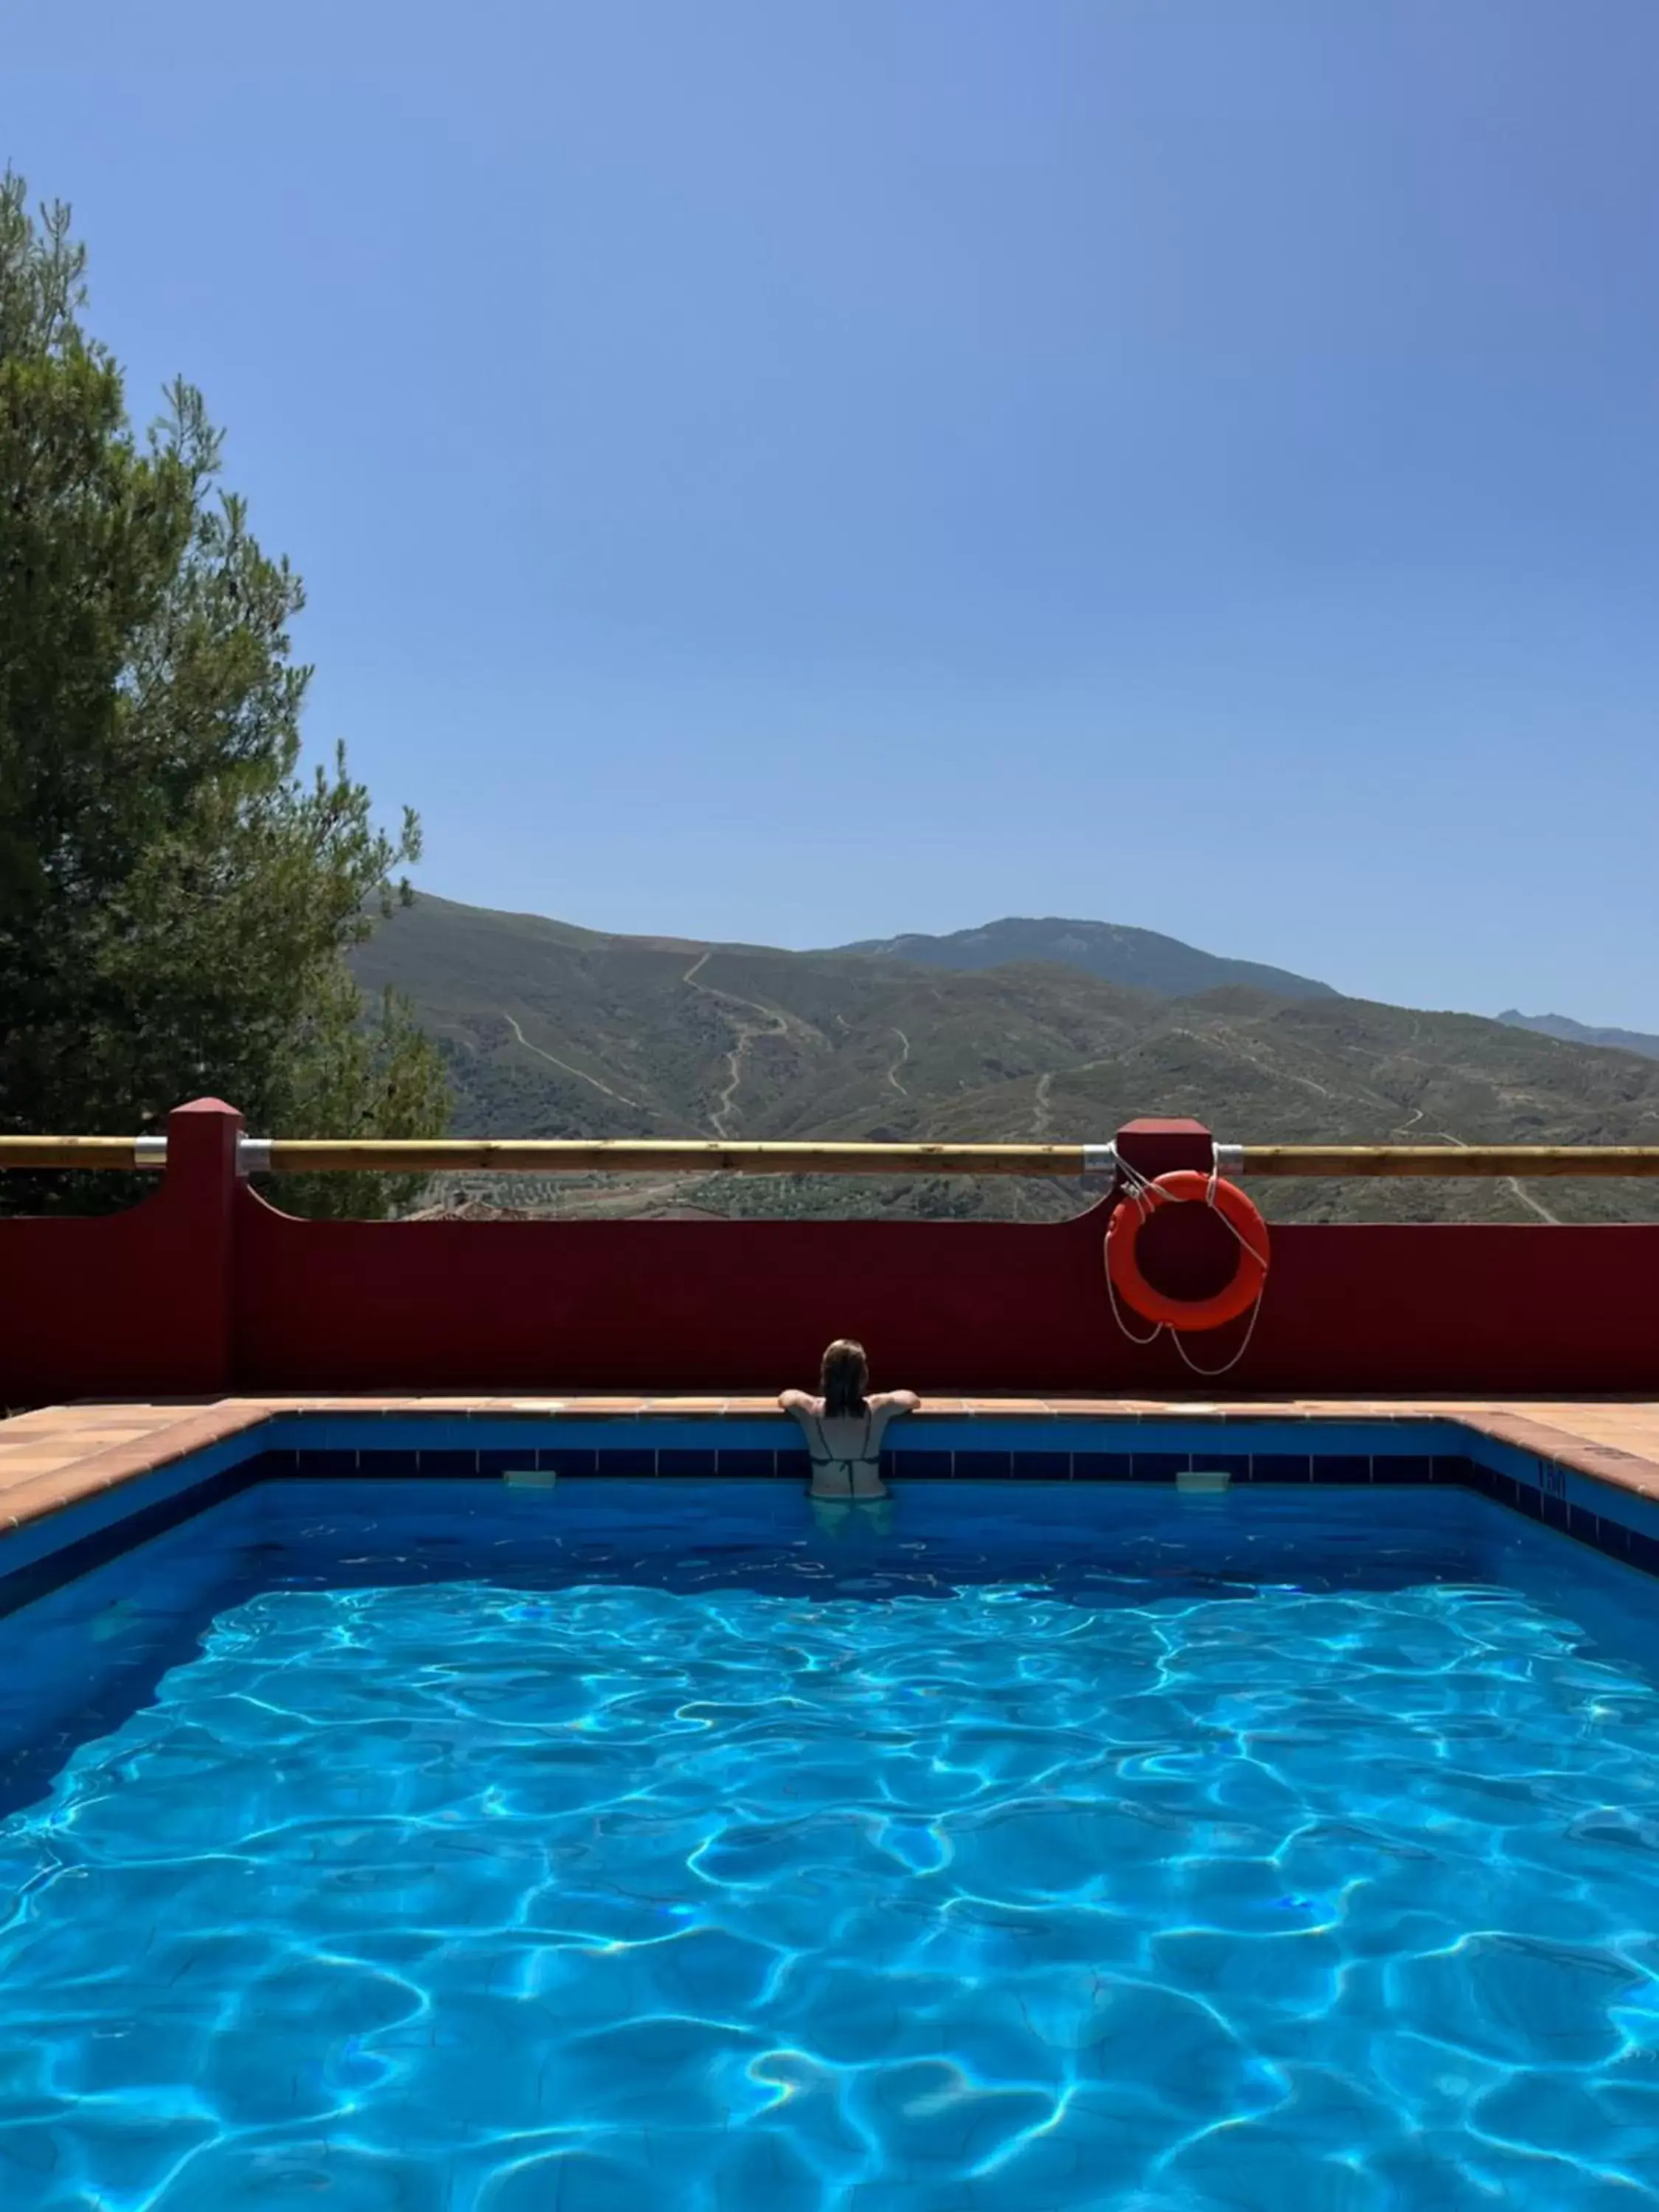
[3,1478,1659,2209]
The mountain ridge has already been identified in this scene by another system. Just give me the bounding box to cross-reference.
[826,915,1336,1001]
[1498,1009,1659,1065]
[349,893,1659,1228]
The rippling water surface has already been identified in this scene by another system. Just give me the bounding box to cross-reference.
[4,1479,1659,2211]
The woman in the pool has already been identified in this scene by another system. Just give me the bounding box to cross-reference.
[779,1339,919,1501]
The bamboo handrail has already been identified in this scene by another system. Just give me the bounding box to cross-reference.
[263,1139,1094,1175]
[1242,1145,1659,1178]
[0,1138,155,1169]
[7,1135,1659,1177]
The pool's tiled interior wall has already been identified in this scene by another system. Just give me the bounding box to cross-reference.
[5,1412,1659,1620]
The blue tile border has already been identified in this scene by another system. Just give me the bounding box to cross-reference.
[658,1449,719,1478]
[954,1450,1015,1481]
[1312,1454,1370,1486]
[581,1445,653,1477]
[8,1411,1659,1607]
[717,1449,778,1480]
[1012,1450,1063,1480]
[0,1447,277,1620]
[1074,1452,1135,1480]
[1251,1453,1311,1484]
[888,1449,951,1480]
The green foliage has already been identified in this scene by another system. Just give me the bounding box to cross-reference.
[0,172,448,1218]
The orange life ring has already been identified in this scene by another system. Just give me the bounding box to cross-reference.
[1105,1171,1270,1332]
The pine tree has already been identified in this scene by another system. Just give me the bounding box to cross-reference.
[0,172,448,1217]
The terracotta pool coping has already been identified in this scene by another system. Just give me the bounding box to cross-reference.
[1,1391,1657,1538]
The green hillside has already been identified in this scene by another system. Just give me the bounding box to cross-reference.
[350,894,1659,1225]
[830,916,1335,1000]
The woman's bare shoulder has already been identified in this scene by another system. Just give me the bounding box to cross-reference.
[778,1388,823,1413]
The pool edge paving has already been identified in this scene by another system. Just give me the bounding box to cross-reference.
[1,1393,1659,1596]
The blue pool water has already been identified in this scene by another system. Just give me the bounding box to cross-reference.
[3,1481,1659,2210]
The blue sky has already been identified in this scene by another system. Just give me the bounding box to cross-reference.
[10,1,1658,1022]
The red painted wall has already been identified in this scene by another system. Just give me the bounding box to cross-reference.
[4,1100,1657,1401]
[1,1100,240,1404]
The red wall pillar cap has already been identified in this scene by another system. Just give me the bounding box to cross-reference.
[1115,1116,1215,1178]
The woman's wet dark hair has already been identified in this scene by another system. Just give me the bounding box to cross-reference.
[819,1338,869,1418]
